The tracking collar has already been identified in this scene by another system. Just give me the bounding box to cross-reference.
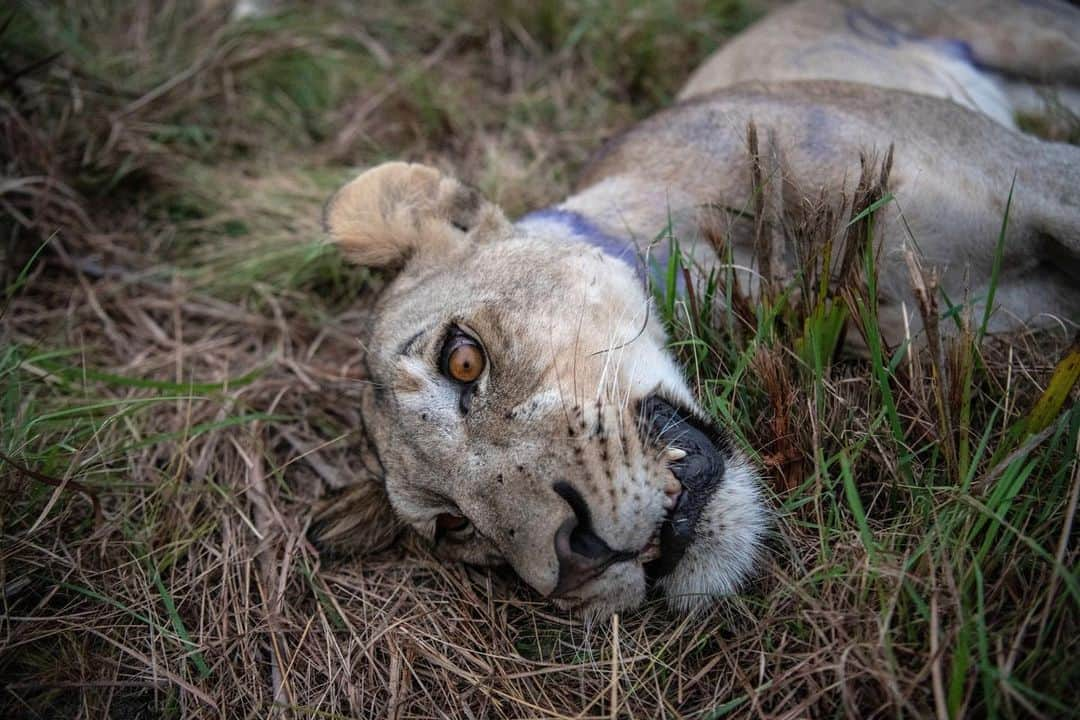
[515,207,647,283]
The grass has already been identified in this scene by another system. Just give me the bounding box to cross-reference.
[2,0,1078,717]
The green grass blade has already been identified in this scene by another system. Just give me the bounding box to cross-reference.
[839,453,877,561]
[976,176,1014,343]
[148,558,212,679]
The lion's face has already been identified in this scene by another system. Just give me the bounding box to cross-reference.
[323,163,766,616]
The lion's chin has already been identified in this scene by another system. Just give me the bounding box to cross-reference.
[656,451,767,612]
[639,394,736,582]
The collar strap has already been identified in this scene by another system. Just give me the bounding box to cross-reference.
[516,206,689,297]
[516,207,646,282]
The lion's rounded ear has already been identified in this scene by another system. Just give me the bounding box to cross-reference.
[309,479,403,558]
[323,162,510,270]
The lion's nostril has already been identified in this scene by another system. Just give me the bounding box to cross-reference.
[552,517,608,596]
[552,481,610,560]
[550,482,633,596]
[568,521,610,560]
[552,482,592,527]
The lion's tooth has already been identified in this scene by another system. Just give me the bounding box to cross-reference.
[662,494,676,509]
[639,544,661,562]
[663,447,687,462]
[663,477,681,496]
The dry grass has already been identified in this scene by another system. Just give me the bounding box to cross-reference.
[2,1,1078,718]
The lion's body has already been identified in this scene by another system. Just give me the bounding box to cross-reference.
[570,0,1080,345]
[316,0,1080,617]
[681,0,1080,129]
[570,80,1079,344]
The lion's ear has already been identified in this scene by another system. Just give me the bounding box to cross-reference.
[309,478,404,557]
[323,162,510,269]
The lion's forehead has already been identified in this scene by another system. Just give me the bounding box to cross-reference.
[376,235,650,336]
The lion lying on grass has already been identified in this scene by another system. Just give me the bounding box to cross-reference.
[313,0,1079,617]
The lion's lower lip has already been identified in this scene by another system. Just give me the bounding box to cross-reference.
[637,487,683,563]
[639,395,727,581]
[637,534,662,563]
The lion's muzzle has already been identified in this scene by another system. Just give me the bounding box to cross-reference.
[640,395,728,581]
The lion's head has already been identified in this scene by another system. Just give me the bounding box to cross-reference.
[319,162,766,616]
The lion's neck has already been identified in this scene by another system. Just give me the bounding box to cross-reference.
[516,174,710,290]
[563,175,700,247]
[564,175,715,272]
[515,206,647,281]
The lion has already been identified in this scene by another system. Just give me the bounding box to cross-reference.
[311,0,1080,617]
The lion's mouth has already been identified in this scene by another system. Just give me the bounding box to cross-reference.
[638,394,727,581]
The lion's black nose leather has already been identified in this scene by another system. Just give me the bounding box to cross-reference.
[551,482,634,596]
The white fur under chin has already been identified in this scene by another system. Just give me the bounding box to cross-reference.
[657,451,767,613]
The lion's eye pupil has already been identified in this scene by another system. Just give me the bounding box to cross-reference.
[436,513,469,532]
[448,343,484,383]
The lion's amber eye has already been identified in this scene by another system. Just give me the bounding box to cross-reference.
[435,513,469,533]
[446,339,485,383]
[439,329,487,414]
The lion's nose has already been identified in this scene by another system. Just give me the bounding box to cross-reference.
[550,482,633,596]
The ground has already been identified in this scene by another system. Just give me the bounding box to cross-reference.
[1,1,1078,718]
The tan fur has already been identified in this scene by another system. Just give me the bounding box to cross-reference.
[680,0,1080,129]
[315,1,1079,617]
[324,162,510,270]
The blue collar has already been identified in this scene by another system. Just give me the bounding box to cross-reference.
[516,207,687,297]
[516,207,647,282]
